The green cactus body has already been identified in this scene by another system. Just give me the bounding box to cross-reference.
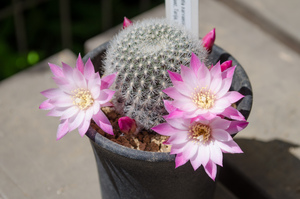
[104,19,208,130]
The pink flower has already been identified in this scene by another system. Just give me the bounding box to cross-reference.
[118,116,137,134]
[152,115,248,180]
[202,28,215,52]
[39,54,117,140]
[163,53,245,121]
[123,17,133,29]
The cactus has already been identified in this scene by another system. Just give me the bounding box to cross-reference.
[103,18,208,130]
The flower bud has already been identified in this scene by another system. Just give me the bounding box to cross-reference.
[123,17,133,29]
[220,60,233,72]
[202,28,215,52]
[118,116,137,134]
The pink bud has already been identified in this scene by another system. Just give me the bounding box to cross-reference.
[220,60,233,72]
[118,116,137,134]
[202,28,216,52]
[123,17,133,29]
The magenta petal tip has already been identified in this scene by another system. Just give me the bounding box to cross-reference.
[123,17,133,29]
[202,28,216,52]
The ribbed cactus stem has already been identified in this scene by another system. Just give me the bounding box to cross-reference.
[104,18,208,130]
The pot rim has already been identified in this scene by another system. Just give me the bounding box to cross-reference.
[83,42,253,162]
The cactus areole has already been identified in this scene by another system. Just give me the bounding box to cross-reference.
[104,19,208,131]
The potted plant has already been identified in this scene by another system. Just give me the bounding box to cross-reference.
[40,17,252,199]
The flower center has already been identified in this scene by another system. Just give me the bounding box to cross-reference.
[72,88,94,110]
[192,86,216,109]
[189,123,211,143]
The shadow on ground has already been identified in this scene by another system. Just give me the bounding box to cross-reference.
[219,138,300,199]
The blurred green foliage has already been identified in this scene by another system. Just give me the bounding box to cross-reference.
[0,0,163,81]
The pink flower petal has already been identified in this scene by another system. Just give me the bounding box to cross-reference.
[39,99,54,110]
[163,100,176,113]
[68,111,85,132]
[209,143,223,166]
[50,97,73,107]
[49,63,64,78]
[60,106,79,120]
[84,58,95,79]
[216,77,232,98]
[152,123,184,136]
[190,53,201,74]
[222,66,236,79]
[221,106,246,121]
[215,140,243,154]
[41,88,63,99]
[204,160,217,181]
[98,89,115,104]
[209,117,230,130]
[181,65,198,88]
[101,73,117,90]
[222,91,244,104]
[163,87,184,100]
[56,119,69,140]
[212,129,232,142]
[78,119,90,137]
[173,80,193,97]
[182,142,198,160]
[167,70,183,83]
[165,118,190,130]
[47,108,64,117]
[226,120,249,135]
[73,69,87,89]
[76,53,84,74]
[175,153,189,168]
[92,110,113,135]
[167,132,189,144]
[62,62,74,81]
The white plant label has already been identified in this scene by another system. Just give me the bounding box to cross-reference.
[165,0,199,37]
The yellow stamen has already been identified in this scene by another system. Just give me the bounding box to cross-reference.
[189,123,211,143]
[72,88,94,110]
[192,86,216,109]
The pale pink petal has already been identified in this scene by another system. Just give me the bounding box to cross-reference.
[47,108,65,117]
[164,109,185,119]
[170,142,189,154]
[216,77,232,98]
[41,88,63,99]
[93,101,100,114]
[163,87,184,100]
[101,73,117,90]
[209,61,221,79]
[209,143,223,166]
[62,62,74,80]
[90,85,101,99]
[173,80,193,97]
[85,107,94,121]
[167,132,190,144]
[182,142,198,160]
[68,111,85,132]
[84,58,95,79]
[222,91,244,104]
[60,106,79,120]
[165,118,190,130]
[167,70,183,83]
[76,54,84,74]
[56,119,69,140]
[181,65,198,88]
[163,100,176,113]
[204,160,217,181]
[221,106,245,121]
[152,123,185,136]
[190,53,201,74]
[78,119,90,137]
[214,98,231,110]
[50,97,73,107]
[39,99,54,110]
[209,117,230,130]
[196,63,211,87]
[175,153,189,168]
[88,73,101,90]
[73,69,87,89]
[212,129,232,142]
[190,149,202,170]
[226,121,249,135]
[209,75,222,94]
[92,110,113,135]
[215,140,243,154]
[98,89,115,104]
[49,63,64,78]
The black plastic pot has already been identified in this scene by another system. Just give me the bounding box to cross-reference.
[83,43,253,199]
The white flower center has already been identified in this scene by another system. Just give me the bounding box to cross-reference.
[72,88,94,110]
[189,123,211,143]
[192,86,216,109]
